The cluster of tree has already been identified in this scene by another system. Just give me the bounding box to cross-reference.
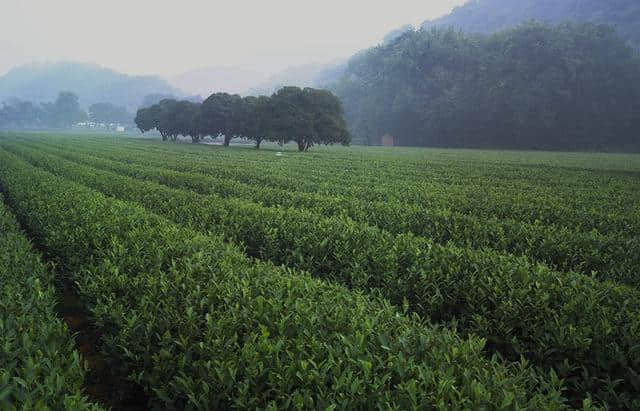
[135,87,350,151]
[422,0,640,49]
[0,92,87,128]
[88,102,133,125]
[330,22,640,150]
[0,91,135,129]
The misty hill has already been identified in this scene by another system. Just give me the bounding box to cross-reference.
[247,61,346,96]
[0,62,182,112]
[330,22,640,150]
[422,0,640,48]
[169,66,270,97]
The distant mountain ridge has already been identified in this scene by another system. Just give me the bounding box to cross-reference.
[246,61,347,97]
[0,62,182,111]
[421,0,640,48]
[169,66,270,97]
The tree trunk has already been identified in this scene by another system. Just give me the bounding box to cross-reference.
[255,139,262,149]
[297,140,305,152]
[224,135,231,147]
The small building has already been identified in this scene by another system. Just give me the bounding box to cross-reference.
[381,134,395,147]
[116,126,125,132]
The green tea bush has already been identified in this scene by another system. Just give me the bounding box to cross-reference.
[4,144,639,408]
[0,152,567,409]
[38,136,638,237]
[0,195,101,410]
[21,140,639,285]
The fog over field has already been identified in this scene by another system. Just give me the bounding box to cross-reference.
[0,1,465,77]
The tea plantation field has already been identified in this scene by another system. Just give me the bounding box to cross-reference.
[1,132,639,409]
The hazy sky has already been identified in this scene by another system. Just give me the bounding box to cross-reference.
[0,0,466,77]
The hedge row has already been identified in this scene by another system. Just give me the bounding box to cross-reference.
[20,135,640,237]
[34,133,640,199]
[45,136,639,236]
[0,194,101,410]
[0,149,568,409]
[6,143,639,408]
[23,140,639,285]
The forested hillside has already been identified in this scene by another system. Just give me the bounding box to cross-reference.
[422,0,640,49]
[331,22,640,150]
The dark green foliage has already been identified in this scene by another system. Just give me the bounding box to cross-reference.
[165,100,203,143]
[155,99,181,142]
[180,100,205,143]
[4,138,640,408]
[239,95,271,148]
[270,87,351,151]
[135,99,202,142]
[200,92,243,146]
[136,87,350,150]
[134,104,161,137]
[0,149,565,409]
[332,22,640,150]
[0,194,101,410]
